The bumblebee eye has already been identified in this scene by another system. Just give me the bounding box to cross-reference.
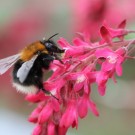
[44,40,64,53]
[45,42,53,48]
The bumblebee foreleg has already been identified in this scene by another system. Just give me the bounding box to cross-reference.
[52,53,63,64]
[40,53,54,69]
[37,82,58,100]
[41,88,59,100]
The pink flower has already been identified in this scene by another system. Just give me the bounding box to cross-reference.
[100,21,128,43]
[71,0,107,40]
[95,71,109,96]
[28,104,43,123]
[47,122,55,135]
[58,126,68,135]
[100,26,112,43]
[60,100,78,128]
[32,124,42,135]
[95,48,126,76]
[78,93,99,118]
[71,0,135,40]
[58,37,91,58]
[66,66,92,93]
[25,92,48,103]
[38,103,53,124]
[28,22,135,135]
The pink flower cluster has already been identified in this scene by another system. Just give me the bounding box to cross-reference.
[71,0,135,40]
[26,21,135,135]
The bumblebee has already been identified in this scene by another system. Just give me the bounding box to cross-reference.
[0,33,64,99]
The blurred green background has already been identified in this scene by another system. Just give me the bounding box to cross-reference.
[0,0,135,135]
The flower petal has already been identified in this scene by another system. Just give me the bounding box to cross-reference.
[118,20,126,29]
[47,122,55,135]
[73,37,89,46]
[38,103,53,124]
[95,48,114,59]
[100,26,112,43]
[28,104,43,123]
[78,96,88,118]
[96,71,108,96]
[115,62,123,76]
[32,125,42,135]
[57,38,72,48]
[25,92,47,103]
[89,100,99,116]
[60,100,78,128]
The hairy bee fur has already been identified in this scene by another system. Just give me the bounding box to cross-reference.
[12,35,64,97]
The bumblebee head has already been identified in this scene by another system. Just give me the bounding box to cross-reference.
[41,33,65,53]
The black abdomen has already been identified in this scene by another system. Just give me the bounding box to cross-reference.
[13,53,54,89]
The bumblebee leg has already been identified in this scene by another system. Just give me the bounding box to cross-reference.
[41,88,59,100]
[42,56,54,61]
[53,53,63,64]
[34,76,58,100]
[41,54,54,69]
[34,54,59,100]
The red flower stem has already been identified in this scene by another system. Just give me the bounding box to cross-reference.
[91,39,135,50]
[127,30,135,33]
[125,56,135,59]
[127,47,135,56]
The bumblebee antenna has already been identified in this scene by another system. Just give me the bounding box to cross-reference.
[48,33,59,40]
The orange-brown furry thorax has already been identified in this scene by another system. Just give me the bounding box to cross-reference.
[20,41,48,61]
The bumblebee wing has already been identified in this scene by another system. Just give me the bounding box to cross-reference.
[17,55,38,83]
[0,54,20,75]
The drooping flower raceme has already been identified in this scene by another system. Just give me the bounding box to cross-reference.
[26,21,135,135]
